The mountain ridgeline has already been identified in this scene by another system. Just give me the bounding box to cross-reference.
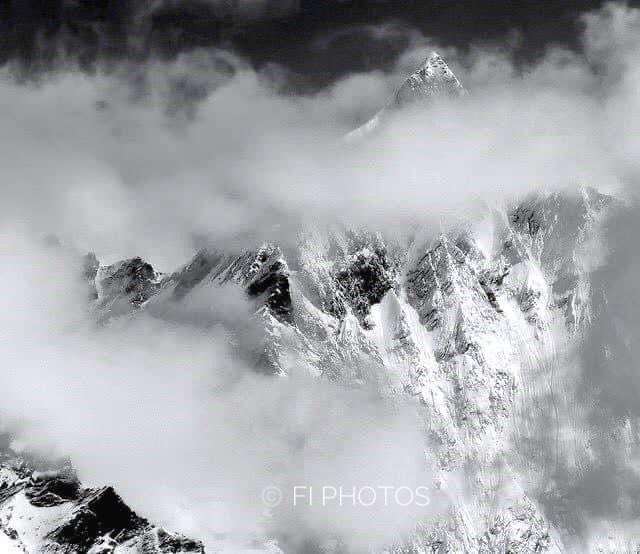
[0,55,628,553]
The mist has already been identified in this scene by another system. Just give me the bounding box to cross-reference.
[0,3,638,269]
[0,234,440,550]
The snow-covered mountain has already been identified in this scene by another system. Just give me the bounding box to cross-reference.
[0,54,629,552]
[345,52,466,141]
[3,186,612,553]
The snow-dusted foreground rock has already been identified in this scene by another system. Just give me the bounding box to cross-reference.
[0,446,203,553]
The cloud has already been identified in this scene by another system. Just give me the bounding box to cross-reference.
[0,0,299,78]
[198,0,300,20]
[311,21,426,52]
[0,234,439,550]
[1,6,638,269]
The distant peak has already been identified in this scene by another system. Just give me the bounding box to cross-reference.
[344,51,465,141]
[425,51,445,66]
[393,51,465,107]
[418,51,455,77]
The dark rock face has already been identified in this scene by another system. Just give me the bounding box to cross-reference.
[246,258,292,321]
[510,204,542,237]
[48,486,146,551]
[25,470,81,507]
[100,257,157,305]
[168,249,228,300]
[95,257,159,319]
[241,245,293,323]
[164,245,293,324]
[137,528,205,553]
[335,245,395,326]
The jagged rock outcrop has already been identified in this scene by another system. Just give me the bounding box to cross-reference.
[95,257,161,319]
[0,455,204,553]
[158,244,293,324]
[334,240,396,327]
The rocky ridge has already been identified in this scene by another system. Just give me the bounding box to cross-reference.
[0,442,204,553]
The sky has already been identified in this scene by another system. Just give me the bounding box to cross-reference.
[2,1,640,552]
[4,0,638,88]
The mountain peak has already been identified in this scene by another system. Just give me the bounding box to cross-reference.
[394,51,465,107]
[419,51,458,80]
[422,51,446,70]
[344,51,465,141]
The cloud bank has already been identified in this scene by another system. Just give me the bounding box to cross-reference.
[2,2,640,269]
[0,235,437,550]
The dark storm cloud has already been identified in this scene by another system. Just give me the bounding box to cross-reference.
[0,0,296,77]
[2,0,634,87]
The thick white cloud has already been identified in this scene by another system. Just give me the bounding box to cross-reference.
[1,3,638,270]
[0,235,437,549]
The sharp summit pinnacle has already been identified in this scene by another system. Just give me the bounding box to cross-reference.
[345,51,465,141]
